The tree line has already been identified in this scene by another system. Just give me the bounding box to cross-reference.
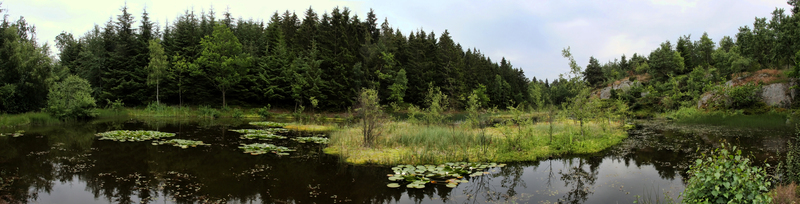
[0,4,531,115]
[530,1,800,113]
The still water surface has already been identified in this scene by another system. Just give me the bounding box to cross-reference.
[0,118,792,203]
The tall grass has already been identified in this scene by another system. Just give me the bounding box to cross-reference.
[667,108,789,128]
[325,118,628,165]
[0,112,60,127]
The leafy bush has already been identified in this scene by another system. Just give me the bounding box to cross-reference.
[778,125,800,185]
[726,83,761,109]
[231,108,244,118]
[198,105,220,118]
[683,144,772,203]
[258,104,272,118]
[46,75,97,120]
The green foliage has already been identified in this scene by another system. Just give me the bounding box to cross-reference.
[0,21,54,114]
[96,130,176,142]
[239,143,294,156]
[258,104,272,118]
[231,108,244,118]
[46,75,98,120]
[683,144,772,203]
[152,139,209,148]
[357,88,385,147]
[198,105,220,118]
[194,23,251,108]
[423,85,449,125]
[147,39,168,103]
[778,125,800,185]
[726,83,761,109]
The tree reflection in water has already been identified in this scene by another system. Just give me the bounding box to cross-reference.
[558,157,599,204]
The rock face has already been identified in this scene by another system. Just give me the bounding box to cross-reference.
[760,82,796,108]
[597,79,640,99]
[697,81,796,109]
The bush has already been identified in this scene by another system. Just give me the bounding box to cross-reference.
[727,83,761,109]
[258,104,272,118]
[683,144,772,203]
[231,108,244,118]
[198,105,220,118]
[356,88,386,147]
[46,75,97,120]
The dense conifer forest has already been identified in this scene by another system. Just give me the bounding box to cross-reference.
[0,4,530,114]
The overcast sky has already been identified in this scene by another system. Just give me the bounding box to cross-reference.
[1,0,793,81]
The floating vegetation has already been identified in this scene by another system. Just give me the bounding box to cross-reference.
[152,139,209,148]
[0,130,24,137]
[248,121,288,128]
[239,143,294,156]
[284,124,336,133]
[293,136,329,144]
[386,162,505,189]
[230,128,287,134]
[240,133,286,140]
[96,130,175,142]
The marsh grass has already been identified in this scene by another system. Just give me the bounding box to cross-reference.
[325,119,627,165]
[0,112,60,127]
[771,182,800,204]
[672,110,788,128]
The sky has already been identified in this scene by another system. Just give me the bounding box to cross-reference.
[1,0,793,81]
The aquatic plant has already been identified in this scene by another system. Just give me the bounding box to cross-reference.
[239,143,294,156]
[240,133,286,140]
[284,124,336,133]
[386,162,504,189]
[0,130,24,137]
[229,128,287,134]
[152,139,209,148]
[249,121,288,128]
[293,136,329,144]
[96,130,176,142]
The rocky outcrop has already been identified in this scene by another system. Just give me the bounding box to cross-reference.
[697,81,796,109]
[596,79,640,99]
[760,82,796,108]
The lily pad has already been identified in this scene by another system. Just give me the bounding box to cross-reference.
[153,139,209,148]
[248,121,288,128]
[239,143,294,155]
[387,183,401,188]
[240,133,286,140]
[446,183,458,188]
[96,130,175,142]
[293,136,329,144]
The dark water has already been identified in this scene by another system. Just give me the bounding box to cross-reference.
[0,118,793,204]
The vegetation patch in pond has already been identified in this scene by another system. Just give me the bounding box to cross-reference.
[284,124,336,133]
[248,121,289,128]
[240,133,287,140]
[230,128,287,134]
[96,130,176,141]
[293,136,329,144]
[386,162,504,189]
[0,130,24,137]
[152,139,209,148]
[239,143,294,156]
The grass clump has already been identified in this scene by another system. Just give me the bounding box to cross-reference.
[0,112,60,127]
[293,136,329,144]
[152,139,209,148]
[325,119,627,165]
[239,143,294,156]
[284,124,336,134]
[96,130,176,142]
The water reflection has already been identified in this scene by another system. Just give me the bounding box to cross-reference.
[0,118,792,203]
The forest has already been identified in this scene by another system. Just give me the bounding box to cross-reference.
[0,4,530,117]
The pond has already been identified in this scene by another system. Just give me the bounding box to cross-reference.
[0,117,793,203]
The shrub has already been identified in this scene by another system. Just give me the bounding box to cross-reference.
[231,108,244,118]
[258,104,272,118]
[198,105,220,118]
[683,144,772,203]
[356,88,386,147]
[46,75,97,120]
[726,83,761,109]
